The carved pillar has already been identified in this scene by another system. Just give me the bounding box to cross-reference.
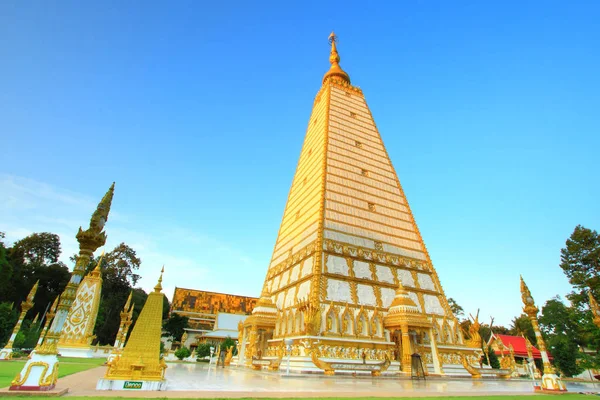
[37,297,59,346]
[0,282,38,359]
[429,327,442,374]
[401,323,411,373]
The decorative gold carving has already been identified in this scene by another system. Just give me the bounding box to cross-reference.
[103,269,167,382]
[461,354,482,379]
[1,281,38,358]
[59,255,104,348]
[465,311,482,349]
[350,282,358,304]
[298,300,321,335]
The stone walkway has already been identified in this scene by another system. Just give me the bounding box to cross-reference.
[34,363,600,397]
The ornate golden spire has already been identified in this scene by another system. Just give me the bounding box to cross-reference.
[50,296,60,313]
[520,275,538,315]
[323,32,351,84]
[76,182,115,249]
[154,266,164,293]
[89,251,105,278]
[123,291,133,313]
[26,281,39,304]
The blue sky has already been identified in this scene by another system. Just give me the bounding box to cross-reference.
[1,1,599,326]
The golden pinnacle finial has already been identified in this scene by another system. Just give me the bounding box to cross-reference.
[520,276,539,316]
[77,182,116,250]
[26,280,39,304]
[89,183,115,234]
[50,296,60,313]
[154,266,164,292]
[124,290,133,311]
[323,31,350,84]
[90,251,105,277]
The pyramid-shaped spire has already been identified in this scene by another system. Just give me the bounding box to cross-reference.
[243,34,486,377]
[260,34,454,323]
[103,268,167,382]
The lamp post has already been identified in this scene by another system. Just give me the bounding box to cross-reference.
[284,338,293,376]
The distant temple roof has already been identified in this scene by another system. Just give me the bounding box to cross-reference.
[171,287,258,315]
[490,334,543,359]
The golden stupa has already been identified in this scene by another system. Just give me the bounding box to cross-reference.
[97,268,167,390]
[239,33,480,376]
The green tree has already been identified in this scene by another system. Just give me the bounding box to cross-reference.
[539,297,586,377]
[162,314,189,342]
[492,326,510,335]
[220,336,236,352]
[549,336,583,377]
[79,243,143,345]
[560,225,600,309]
[509,314,536,345]
[9,232,62,265]
[481,345,501,369]
[196,343,211,359]
[5,233,69,320]
[448,298,465,319]
[0,302,17,347]
[174,346,191,360]
[0,233,14,302]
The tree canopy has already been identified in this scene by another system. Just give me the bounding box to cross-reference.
[560,225,600,309]
[0,232,170,349]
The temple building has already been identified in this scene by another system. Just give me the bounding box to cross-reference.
[239,33,480,376]
[169,287,257,350]
[488,333,545,376]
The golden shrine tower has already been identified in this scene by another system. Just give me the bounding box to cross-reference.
[57,255,104,358]
[97,268,167,391]
[239,33,480,376]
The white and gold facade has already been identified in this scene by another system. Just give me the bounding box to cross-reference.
[57,257,104,358]
[240,33,480,376]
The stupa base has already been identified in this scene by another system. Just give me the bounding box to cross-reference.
[9,352,59,391]
[96,378,167,391]
[0,348,13,360]
[536,373,567,392]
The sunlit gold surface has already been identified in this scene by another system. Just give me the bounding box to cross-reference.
[58,255,104,348]
[246,33,479,376]
[10,183,114,391]
[103,269,167,381]
[520,276,566,391]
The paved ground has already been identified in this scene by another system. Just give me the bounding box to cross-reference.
[15,362,600,397]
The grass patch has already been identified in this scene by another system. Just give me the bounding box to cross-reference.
[0,357,105,388]
[0,397,592,400]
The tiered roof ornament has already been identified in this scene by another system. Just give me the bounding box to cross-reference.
[323,32,350,84]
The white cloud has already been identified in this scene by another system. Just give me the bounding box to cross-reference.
[0,174,247,302]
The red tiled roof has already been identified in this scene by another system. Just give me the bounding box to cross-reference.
[493,334,543,359]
